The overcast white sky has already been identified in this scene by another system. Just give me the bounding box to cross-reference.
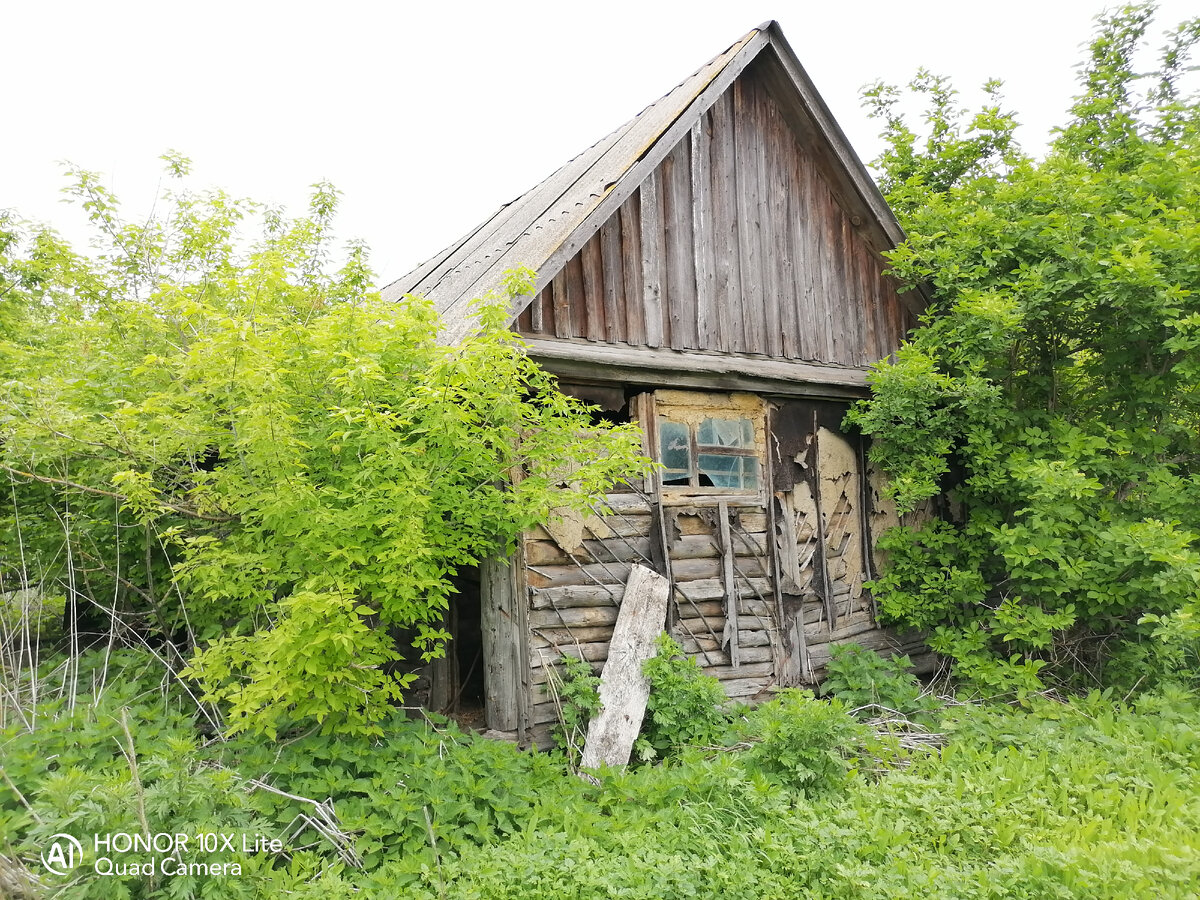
[4,1,1195,285]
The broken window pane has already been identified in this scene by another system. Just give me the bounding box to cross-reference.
[698,417,751,449]
[698,453,759,489]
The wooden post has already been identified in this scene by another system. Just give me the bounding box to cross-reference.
[481,556,521,733]
[579,564,670,770]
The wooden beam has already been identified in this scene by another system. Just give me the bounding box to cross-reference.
[521,338,871,399]
[579,564,671,770]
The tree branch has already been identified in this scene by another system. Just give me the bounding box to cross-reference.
[0,463,234,523]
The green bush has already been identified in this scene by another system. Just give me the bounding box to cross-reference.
[822,642,941,721]
[637,633,730,759]
[745,689,867,795]
[848,2,1200,691]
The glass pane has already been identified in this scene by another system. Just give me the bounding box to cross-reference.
[741,456,759,490]
[658,420,692,473]
[698,453,739,488]
[699,418,750,448]
[696,453,760,490]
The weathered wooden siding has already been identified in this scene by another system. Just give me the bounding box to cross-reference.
[514,60,916,366]
[518,391,930,743]
[524,493,777,735]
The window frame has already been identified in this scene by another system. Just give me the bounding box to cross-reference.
[651,392,766,503]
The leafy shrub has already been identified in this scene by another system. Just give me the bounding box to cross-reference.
[848,2,1200,691]
[746,690,867,795]
[0,162,648,738]
[637,633,729,759]
[822,643,941,721]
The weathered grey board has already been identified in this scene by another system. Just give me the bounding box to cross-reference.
[481,555,525,733]
[579,565,671,769]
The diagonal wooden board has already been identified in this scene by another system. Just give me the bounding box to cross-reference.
[579,563,671,770]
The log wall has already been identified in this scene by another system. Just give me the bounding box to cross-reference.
[517,391,931,743]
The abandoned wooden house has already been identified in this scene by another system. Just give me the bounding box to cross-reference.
[382,20,935,745]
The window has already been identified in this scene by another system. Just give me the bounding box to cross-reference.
[659,416,760,490]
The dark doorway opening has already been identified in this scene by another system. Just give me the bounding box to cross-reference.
[425,565,486,731]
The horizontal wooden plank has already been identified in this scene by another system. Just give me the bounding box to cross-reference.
[673,512,768,536]
[676,577,772,602]
[720,677,775,699]
[668,532,769,559]
[805,610,877,644]
[528,516,652,544]
[675,628,772,654]
[598,494,653,515]
[701,660,774,680]
[675,600,725,619]
[525,532,767,568]
[531,640,610,668]
[524,537,654,567]
[531,625,615,647]
[531,584,623,610]
[530,606,620,629]
[530,701,563,727]
[665,644,773,668]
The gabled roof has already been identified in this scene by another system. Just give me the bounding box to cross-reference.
[381,21,907,344]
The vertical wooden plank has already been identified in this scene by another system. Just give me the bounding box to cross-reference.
[482,555,519,732]
[565,256,586,341]
[856,436,880,623]
[882,270,905,355]
[428,604,458,712]
[620,195,646,346]
[838,215,863,365]
[581,237,605,343]
[733,77,767,355]
[692,118,717,350]
[639,177,666,348]
[783,133,808,360]
[599,217,625,344]
[804,165,836,362]
[717,500,741,668]
[529,287,544,333]
[873,257,895,361]
[774,492,811,684]
[820,181,842,363]
[551,269,571,339]
[579,564,671,770]
[858,246,881,365]
[790,134,820,361]
[516,298,534,333]
[513,541,531,742]
[761,95,786,359]
[662,139,698,350]
[709,92,739,353]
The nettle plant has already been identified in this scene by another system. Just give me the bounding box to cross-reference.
[0,157,648,737]
[849,4,1200,691]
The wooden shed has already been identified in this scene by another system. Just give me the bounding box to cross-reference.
[383,21,935,744]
